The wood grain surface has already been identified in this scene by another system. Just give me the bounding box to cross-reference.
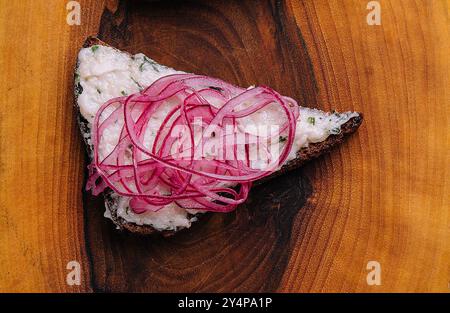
[0,0,448,292]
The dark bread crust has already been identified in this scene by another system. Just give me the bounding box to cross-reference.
[82,36,108,48]
[76,37,363,236]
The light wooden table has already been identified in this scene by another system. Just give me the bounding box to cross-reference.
[0,0,448,292]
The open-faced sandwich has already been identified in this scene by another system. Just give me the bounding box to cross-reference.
[75,37,363,235]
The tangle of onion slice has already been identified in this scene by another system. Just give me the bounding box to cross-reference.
[86,74,299,213]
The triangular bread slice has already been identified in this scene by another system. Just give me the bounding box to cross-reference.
[75,37,363,235]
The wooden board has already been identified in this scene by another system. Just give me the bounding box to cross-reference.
[0,0,448,292]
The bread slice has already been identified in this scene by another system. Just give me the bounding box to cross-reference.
[75,37,363,235]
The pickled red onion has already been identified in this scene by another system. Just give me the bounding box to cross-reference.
[86,74,299,213]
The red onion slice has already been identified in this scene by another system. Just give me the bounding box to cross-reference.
[87,74,299,213]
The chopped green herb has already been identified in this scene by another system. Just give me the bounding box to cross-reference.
[131,77,144,91]
[121,90,127,96]
[91,45,99,53]
[75,83,83,96]
[209,86,223,92]
[279,136,287,142]
[74,73,83,96]
[330,127,341,135]
[307,116,315,125]
[139,56,157,72]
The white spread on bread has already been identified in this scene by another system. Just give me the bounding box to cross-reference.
[76,45,358,231]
